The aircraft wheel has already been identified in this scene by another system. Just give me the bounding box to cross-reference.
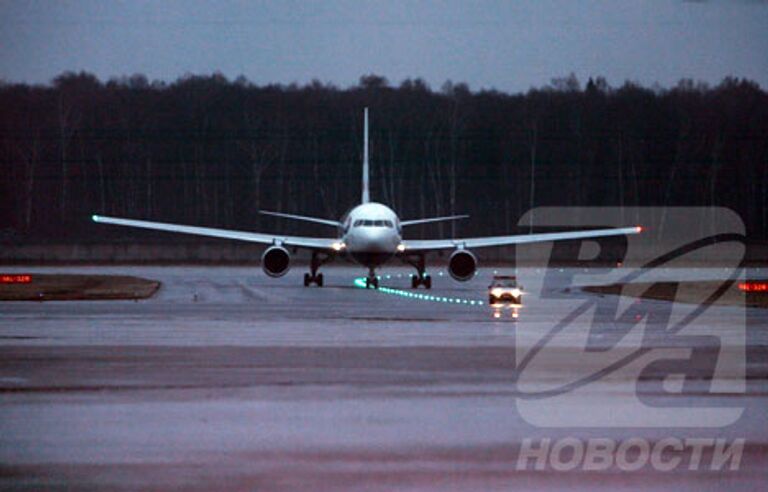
[316,273,324,287]
[303,273,311,287]
[411,275,418,289]
[424,275,432,289]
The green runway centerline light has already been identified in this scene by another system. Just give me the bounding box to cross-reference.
[353,276,485,306]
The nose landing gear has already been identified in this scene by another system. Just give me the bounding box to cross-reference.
[365,268,379,289]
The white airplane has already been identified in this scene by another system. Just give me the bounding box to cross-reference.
[93,108,641,289]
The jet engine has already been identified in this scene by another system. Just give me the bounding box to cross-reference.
[448,249,477,281]
[261,246,290,277]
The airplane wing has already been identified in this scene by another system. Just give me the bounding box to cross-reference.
[401,226,642,252]
[400,215,470,227]
[92,215,338,250]
[259,210,342,227]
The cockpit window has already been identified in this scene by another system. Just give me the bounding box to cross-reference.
[354,219,394,227]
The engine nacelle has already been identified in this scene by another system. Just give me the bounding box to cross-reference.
[261,246,290,278]
[448,249,477,281]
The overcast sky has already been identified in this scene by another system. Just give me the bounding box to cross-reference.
[1,0,766,92]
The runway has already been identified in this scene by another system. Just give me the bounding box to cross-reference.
[0,265,766,491]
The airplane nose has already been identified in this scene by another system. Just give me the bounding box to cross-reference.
[355,229,396,252]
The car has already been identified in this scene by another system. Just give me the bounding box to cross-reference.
[488,275,523,307]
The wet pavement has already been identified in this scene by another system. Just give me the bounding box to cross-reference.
[0,265,766,491]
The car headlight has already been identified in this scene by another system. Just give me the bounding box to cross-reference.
[491,288,503,297]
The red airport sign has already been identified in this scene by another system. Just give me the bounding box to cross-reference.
[738,282,768,292]
[0,274,32,284]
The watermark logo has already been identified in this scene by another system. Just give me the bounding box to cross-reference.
[514,207,746,428]
[515,437,745,471]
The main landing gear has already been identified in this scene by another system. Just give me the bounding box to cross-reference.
[404,253,432,289]
[304,251,332,287]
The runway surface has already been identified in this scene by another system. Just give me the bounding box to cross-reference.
[0,265,766,491]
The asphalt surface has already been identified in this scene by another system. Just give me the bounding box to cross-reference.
[0,265,766,491]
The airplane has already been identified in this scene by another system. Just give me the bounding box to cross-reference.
[92,108,641,289]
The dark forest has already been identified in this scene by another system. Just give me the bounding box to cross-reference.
[1,72,766,242]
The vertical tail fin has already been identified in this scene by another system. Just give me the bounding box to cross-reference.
[362,107,370,204]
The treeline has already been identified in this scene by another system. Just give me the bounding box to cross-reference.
[1,72,766,242]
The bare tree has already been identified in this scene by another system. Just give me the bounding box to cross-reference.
[17,132,40,230]
[56,93,79,219]
[527,118,538,233]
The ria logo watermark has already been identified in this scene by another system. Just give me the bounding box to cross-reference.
[514,207,746,429]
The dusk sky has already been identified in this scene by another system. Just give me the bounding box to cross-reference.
[1,0,767,92]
